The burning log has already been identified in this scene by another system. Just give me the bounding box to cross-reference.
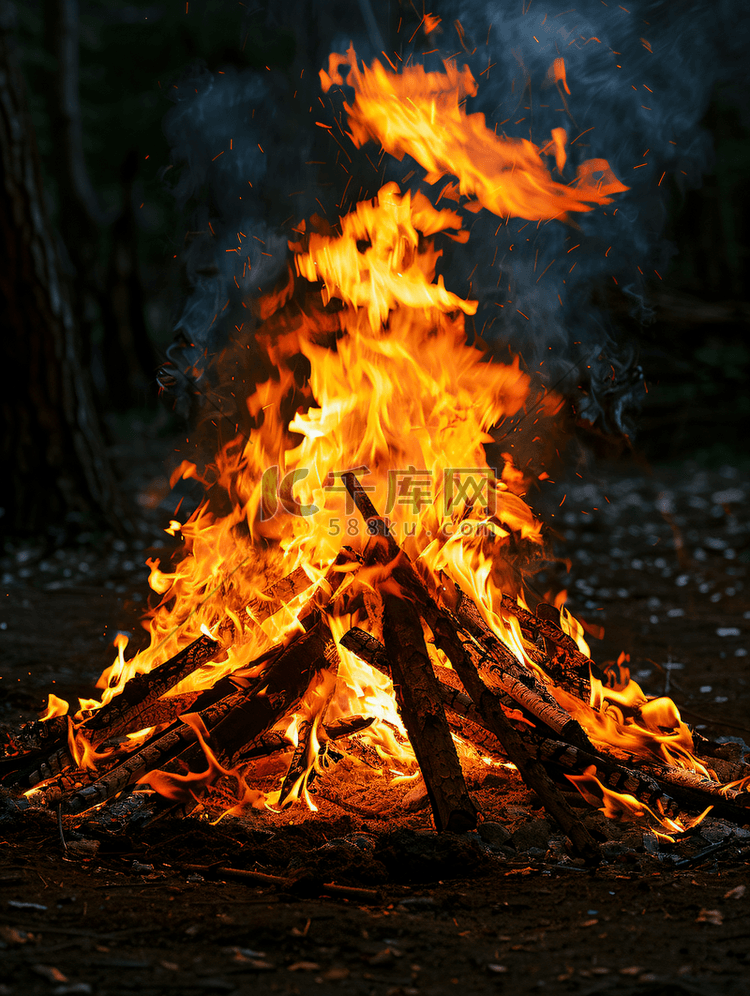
[199,622,334,769]
[382,592,478,832]
[340,627,512,758]
[0,715,69,766]
[59,691,243,815]
[236,715,374,764]
[533,738,681,820]
[448,589,591,750]
[502,595,595,698]
[428,614,600,862]
[340,472,477,831]
[83,633,223,744]
[340,473,587,750]
[3,633,223,792]
[246,565,313,623]
[338,477,596,854]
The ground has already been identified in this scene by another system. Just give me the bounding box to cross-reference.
[1,437,749,996]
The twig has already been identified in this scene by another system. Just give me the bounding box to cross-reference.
[673,837,737,869]
[179,863,382,903]
[56,802,67,853]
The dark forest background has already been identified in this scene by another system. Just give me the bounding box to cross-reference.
[1,0,749,545]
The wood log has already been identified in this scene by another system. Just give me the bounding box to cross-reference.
[25,743,74,788]
[24,765,101,809]
[640,762,750,810]
[340,472,566,732]
[539,737,750,823]
[502,595,596,697]
[532,738,681,819]
[84,634,223,745]
[60,690,244,815]
[450,592,591,749]
[105,691,201,733]
[235,715,374,763]
[428,613,600,862]
[340,626,505,740]
[245,565,313,623]
[178,623,332,771]
[341,472,400,563]
[0,715,69,766]
[10,635,223,790]
[244,550,359,628]
[279,719,313,806]
[381,592,477,833]
[331,503,589,753]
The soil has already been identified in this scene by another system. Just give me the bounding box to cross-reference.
[1,443,749,996]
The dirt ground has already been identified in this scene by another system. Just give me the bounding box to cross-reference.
[1,446,749,996]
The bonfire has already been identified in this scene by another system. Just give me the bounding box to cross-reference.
[2,47,748,859]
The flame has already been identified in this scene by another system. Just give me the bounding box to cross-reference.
[320,46,628,222]
[566,765,712,839]
[136,712,261,808]
[39,693,69,722]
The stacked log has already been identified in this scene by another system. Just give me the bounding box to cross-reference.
[2,474,749,858]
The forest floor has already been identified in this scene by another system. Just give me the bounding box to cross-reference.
[1,431,749,996]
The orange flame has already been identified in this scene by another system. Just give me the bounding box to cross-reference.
[321,46,628,221]
[566,765,712,839]
[38,693,69,722]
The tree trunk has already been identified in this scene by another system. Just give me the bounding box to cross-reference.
[42,0,156,409]
[0,1,129,537]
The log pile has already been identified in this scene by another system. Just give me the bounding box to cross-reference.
[1,474,749,859]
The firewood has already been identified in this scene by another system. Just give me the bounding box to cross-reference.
[332,504,588,753]
[0,714,69,766]
[533,738,681,819]
[339,476,477,831]
[448,591,591,749]
[278,651,338,807]
[177,623,333,771]
[341,472,400,563]
[24,765,101,809]
[428,614,600,862]
[105,691,201,733]
[61,690,244,815]
[83,633,223,746]
[502,594,595,697]
[13,638,224,792]
[247,548,360,626]
[343,474,588,745]
[381,592,478,832]
[639,762,750,812]
[235,716,374,764]
[245,565,313,623]
[340,627,503,744]
[279,719,314,806]
[339,626,390,670]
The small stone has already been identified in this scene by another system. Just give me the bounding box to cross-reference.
[477,821,512,849]
[511,818,551,853]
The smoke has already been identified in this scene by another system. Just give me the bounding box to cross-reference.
[158,0,748,447]
[437,0,748,433]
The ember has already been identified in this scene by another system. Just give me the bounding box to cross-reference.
[1,43,748,862]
